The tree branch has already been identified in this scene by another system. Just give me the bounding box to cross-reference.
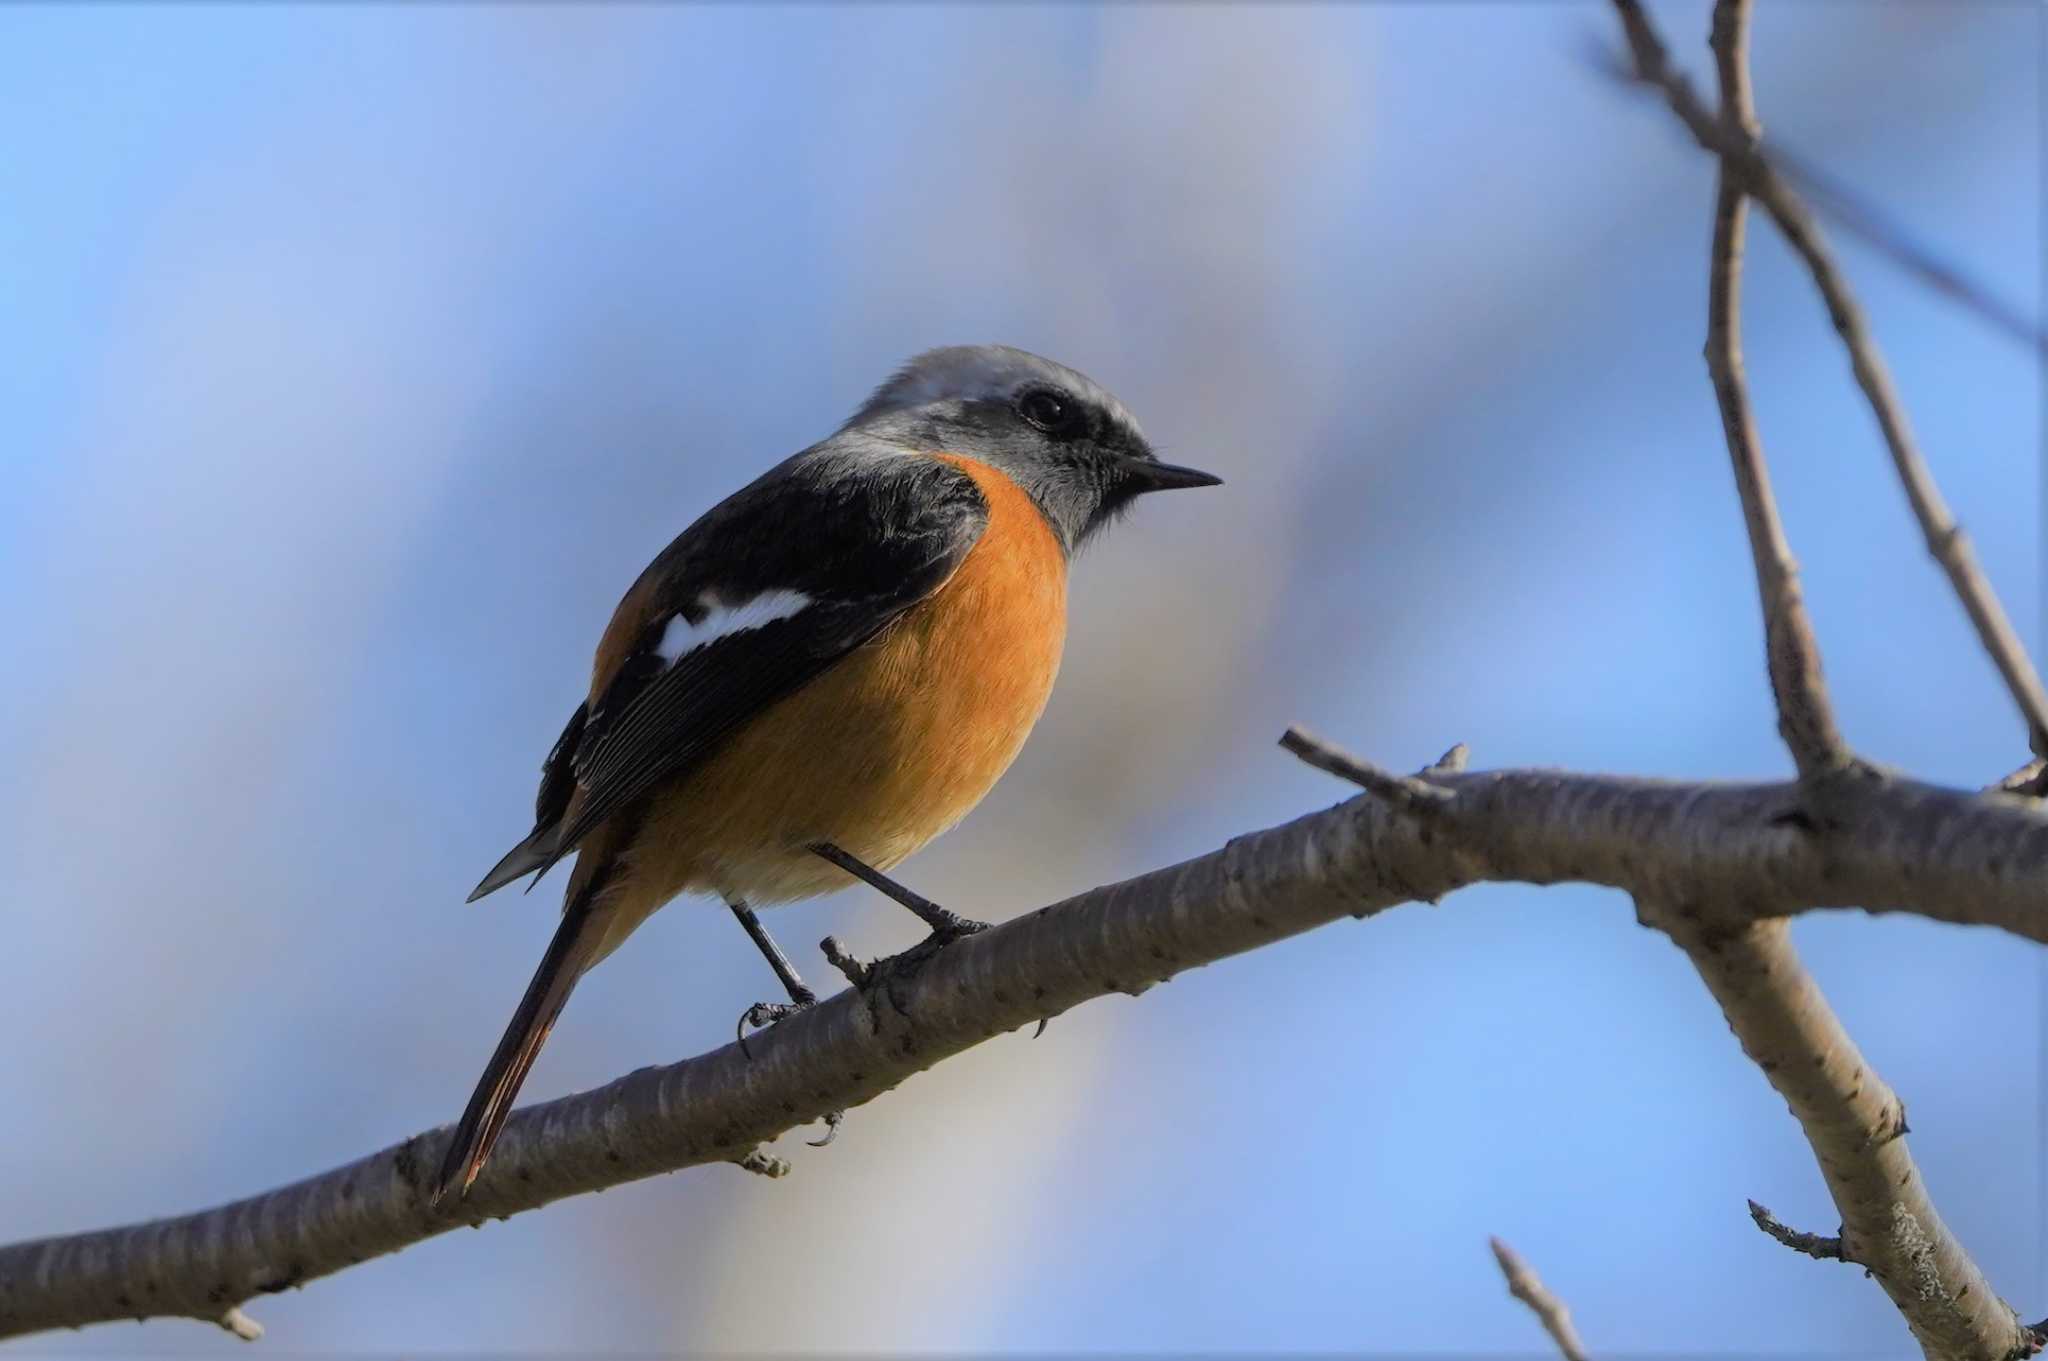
[1593,26,2047,358]
[1612,0,2048,763]
[1747,1199,1843,1262]
[1647,906,2027,1358]
[1279,724,1457,813]
[1489,1236,1590,1361]
[1698,0,1849,781]
[5,752,2048,1340]
[2,9,2031,1354]
[1995,759,2048,799]
[1602,6,2043,1355]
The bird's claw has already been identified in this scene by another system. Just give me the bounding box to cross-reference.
[820,920,986,1020]
[735,993,815,1060]
[924,909,992,942]
[733,997,842,1147]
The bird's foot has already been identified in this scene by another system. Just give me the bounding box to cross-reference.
[735,986,816,1060]
[917,906,993,942]
[820,917,987,1018]
[733,991,844,1145]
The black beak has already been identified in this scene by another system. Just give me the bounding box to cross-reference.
[1122,458,1223,492]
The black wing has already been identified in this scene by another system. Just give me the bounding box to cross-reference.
[472,449,988,897]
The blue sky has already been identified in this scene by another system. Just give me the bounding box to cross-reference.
[0,3,2039,1355]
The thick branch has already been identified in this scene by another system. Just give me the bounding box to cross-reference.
[1490,1236,1590,1361]
[5,760,2048,1340]
[1647,909,2027,1359]
[1613,0,2048,763]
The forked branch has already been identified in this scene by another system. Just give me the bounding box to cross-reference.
[1612,0,2048,763]
[5,755,2048,1340]
[1605,3,2043,1355]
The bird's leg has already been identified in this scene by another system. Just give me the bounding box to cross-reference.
[732,900,816,1046]
[729,900,842,1144]
[808,841,990,940]
[730,901,847,1145]
[809,843,991,1025]
[732,900,815,1007]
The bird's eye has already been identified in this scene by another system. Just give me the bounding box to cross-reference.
[1018,387,1083,437]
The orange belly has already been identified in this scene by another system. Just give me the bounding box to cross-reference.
[586,455,1066,961]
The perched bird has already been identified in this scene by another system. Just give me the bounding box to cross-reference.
[436,345,1220,1200]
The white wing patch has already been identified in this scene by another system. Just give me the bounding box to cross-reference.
[654,588,813,666]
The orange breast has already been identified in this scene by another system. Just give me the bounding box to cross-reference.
[590,454,1067,946]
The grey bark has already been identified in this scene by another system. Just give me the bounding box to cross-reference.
[3,763,2044,1341]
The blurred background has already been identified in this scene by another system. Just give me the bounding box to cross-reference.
[0,2,2039,1355]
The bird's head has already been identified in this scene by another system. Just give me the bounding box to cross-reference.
[845,344,1221,550]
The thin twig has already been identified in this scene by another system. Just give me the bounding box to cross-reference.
[1700,0,1850,781]
[819,934,870,988]
[1600,7,2048,357]
[1747,1198,1846,1262]
[1279,725,1456,812]
[1422,742,1471,777]
[1489,1237,1591,1361]
[1613,0,2048,764]
[1763,140,2048,357]
[1992,759,2048,798]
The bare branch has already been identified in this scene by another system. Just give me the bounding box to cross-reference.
[1706,0,1755,195]
[1611,0,2048,764]
[1594,33,2046,357]
[1605,0,2048,359]
[1279,725,1455,812]
[1747,1198,1844,1263]
[1603,7,2042,1355]
[1698,0,1850,780]
[1423,742,1472,777]
[5,756,2048,1340]
[1489,1236,1590,1361]
[1648,909,2027,1359]
[1993,759,2048,799]
[3,10,2030,1355]
[1759,140,2048,358]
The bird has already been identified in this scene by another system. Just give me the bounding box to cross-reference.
[435,344,1221,1201]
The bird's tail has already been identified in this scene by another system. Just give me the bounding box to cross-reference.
[433,904,598,1202]
[466,825,559,902]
